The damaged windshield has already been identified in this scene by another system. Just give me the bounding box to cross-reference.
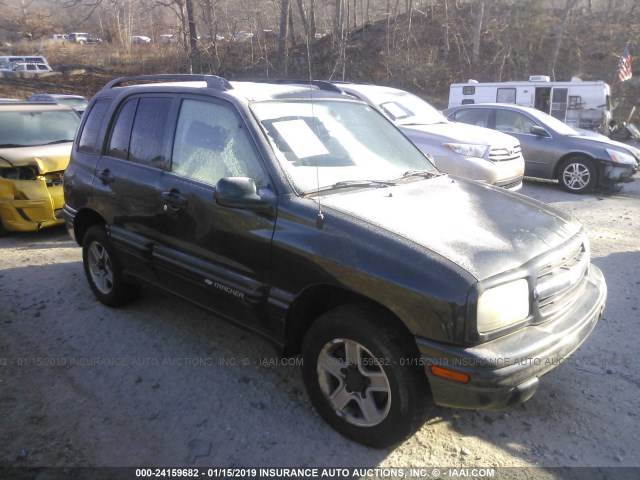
[0,110,80,147]
[252,100,438,195]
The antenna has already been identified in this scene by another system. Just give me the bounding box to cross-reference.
[306,30,324,230]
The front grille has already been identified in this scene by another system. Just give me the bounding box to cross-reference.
[535,242,589,319]
[44,171,64,187]
[489,144,522,162]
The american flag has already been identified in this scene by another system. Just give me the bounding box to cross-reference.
[617,46,632,82]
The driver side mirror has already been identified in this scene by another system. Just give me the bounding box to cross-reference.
[214,177,271,211]
[530,125,549,137]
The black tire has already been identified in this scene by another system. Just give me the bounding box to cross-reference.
[0,219,6,237]
[558,156,597,193]
[82,225,140,307]
[301,303,430,448]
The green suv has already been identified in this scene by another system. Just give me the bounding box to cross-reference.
[63,75,606,447]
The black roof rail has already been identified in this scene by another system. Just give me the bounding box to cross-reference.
[101,74,233,91]
[256,78,343,94]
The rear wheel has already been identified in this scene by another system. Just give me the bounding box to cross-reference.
[82,225,140,307]
[301,303,430,448]
[558,156,597,193]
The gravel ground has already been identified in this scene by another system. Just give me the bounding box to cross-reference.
[1,177,639,478]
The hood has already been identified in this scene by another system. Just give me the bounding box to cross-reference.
[568,134,640,163]
[0,142,72,173]
[401,121,517,147]
[321,176,582,280]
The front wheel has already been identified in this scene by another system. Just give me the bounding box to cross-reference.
[301,304,430,448]
[82,225,140,307]
[558,156,597,193]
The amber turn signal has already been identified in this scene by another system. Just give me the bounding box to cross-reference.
[430,365,470,383]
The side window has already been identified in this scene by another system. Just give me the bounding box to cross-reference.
[568,95,581,109]
[129,97,173,168]
[107,98,137,160]
[77,97,113,154]
[496,88,516,103]
[495,110,536,134]
[171,99,264,186]
[452,108,491,128]
[462,86,475,95]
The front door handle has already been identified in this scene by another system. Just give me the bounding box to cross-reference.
[162,190,188,210]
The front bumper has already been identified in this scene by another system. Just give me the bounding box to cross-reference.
[600,161,636,186]
[0,184,65,232]
[416,265,606,410]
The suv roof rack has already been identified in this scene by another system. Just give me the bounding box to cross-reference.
[102,74,233,91]
[0,100,65,105]
[256,78,343,94]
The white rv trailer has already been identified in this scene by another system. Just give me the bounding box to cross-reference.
[448,75,612,133]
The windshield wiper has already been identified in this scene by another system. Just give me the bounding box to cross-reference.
[0,144,27,148]
[398,120,447,126]
[44,139,74,145]
[400,170,443,180]
[303,179,396,197]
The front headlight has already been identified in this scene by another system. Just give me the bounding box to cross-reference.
[477,279,530,333]
[606,148,637,166]
[442,143,489,158]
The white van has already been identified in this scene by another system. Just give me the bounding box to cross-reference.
[449,76,612,133]
[0,55,53,73]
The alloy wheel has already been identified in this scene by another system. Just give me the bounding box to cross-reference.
[562,162,591,191]
[316,338,392,427]
[87,241,114,294]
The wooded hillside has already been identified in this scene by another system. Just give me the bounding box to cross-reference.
[1,0,638,116]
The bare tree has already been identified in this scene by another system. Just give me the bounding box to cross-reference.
[472,0,484,64]
[278,0,290,76]
[6,0,55,41]
[296,0,315,41]
[198,0,223,73]
[185,0,200,73]
[549,0,580,80]
[334,0,344,43]
[442,0,450,58]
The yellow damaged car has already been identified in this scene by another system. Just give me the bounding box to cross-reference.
[0,102,80,235]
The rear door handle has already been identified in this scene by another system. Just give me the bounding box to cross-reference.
[97,169,114,184]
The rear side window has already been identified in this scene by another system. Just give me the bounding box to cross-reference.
[129,97,173,168]
[495,110,536,134]
[107,98,137,160]
[451,108,491,128]
[77,98,113,154]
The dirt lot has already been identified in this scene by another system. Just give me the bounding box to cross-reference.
[1,177,639,478]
